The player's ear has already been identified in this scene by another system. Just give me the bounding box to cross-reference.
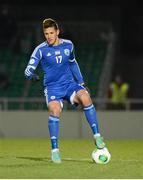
[57,29,60,36]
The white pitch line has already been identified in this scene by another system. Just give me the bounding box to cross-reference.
[62,157,91,161]
[62,157,143,163]
[1,156,143,163]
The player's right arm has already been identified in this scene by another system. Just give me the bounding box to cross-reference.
[24,47,42,80]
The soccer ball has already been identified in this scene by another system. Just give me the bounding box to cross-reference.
[92,147,111,164]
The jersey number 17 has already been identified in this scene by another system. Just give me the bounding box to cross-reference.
[56,55,62,63]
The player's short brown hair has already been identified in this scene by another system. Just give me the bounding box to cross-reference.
[43,18,59,30]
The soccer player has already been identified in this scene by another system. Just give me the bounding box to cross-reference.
[24,18,106,163]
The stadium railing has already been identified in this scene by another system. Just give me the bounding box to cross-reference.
[0,97,143,111]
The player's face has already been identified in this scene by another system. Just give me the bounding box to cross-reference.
[43,27,59,46]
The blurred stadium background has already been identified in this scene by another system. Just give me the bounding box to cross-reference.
[0,1,143,137]
[0,2,143,178]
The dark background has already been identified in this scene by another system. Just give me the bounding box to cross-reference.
[0,1,143,98]
[1,1,143,54]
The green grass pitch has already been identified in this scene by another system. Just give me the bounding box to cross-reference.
[0,138,143,179]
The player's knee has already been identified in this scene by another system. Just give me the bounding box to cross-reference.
[80,94,92,106]
[48,102,61,116]
[49,107,61,116]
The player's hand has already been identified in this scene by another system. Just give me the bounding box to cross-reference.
[32,74,40,82]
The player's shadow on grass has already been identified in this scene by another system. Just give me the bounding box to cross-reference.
[16,156,50,162]
[16,156,92,164]
[0,156,92,166]
[0,156,50,168]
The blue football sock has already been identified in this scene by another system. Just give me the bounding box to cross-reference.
[48,115,59,150]
[84,104,100,135]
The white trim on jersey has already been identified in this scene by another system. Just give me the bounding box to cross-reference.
[69,58,76,62]
[31,48,42,60]
[31,42,46,59]
[62,38,74,52]
[74,60,83,78]
[62,38,72,44]
[25,65,36,76]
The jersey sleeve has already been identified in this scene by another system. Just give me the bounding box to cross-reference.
[24,47,42,80]
[69,41,76,62]
[69,42,84,84]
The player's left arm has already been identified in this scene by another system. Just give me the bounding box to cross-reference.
[69,43,90,93]
[69,59,90,93]
[69,43,84,85]
[69,59,84,84]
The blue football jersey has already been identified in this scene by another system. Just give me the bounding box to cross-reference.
[25,39,84,88]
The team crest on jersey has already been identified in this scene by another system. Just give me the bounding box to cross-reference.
[64,49,70,56]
